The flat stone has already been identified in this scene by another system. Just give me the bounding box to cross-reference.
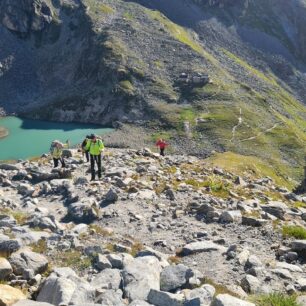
[0,284,26,306]
[276,262,303,273]
[271,268,293,280]
[242,217,268,227]
[291,240,306,252]
[147,289,185,306]
[181,241,226,256]
[13,301,54,306]
[261,201,288,220]
[211,294,255,306]
[219,210,242,223]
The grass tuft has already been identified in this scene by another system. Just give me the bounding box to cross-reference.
[282,225,306,239]
[252,292,299,306]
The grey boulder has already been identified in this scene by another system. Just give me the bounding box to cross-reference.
[122,256,161,301]
[147,289,185,306]
[160,264,193,292]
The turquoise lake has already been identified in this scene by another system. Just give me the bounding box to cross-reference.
[0,117,113,161]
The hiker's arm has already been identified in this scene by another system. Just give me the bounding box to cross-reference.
[85,141,90,151]
[100,142,105,152]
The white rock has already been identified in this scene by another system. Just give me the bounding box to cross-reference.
[181,241,226,256]
[211,294,255,306]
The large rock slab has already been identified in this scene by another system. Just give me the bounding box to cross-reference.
[181,241,226,256]
[9,250,48,276]
[37,271,95,305]
[211,294,255,306]
[0,284,26,306]
[37,274,77,305]
[122,256,161,301]
[160,264,193,292]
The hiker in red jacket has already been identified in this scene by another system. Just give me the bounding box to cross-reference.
[156,138,168,156]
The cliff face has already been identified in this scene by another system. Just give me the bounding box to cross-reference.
[0,0,305,181]
[0,0,53,33]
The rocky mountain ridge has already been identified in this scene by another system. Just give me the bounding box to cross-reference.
[1,148,306,305]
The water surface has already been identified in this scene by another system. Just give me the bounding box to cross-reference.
[0,117,113,160]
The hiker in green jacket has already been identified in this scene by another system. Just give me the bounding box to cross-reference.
[50,140,69,168]
[85,134,105,181]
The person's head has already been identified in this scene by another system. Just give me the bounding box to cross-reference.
[91,134,97,142]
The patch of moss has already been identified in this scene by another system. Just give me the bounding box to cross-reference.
[123,11,134,20]
[52,250,92,271]
[119,80,135,94]
[30,239,47,254]
[0,209,29,225]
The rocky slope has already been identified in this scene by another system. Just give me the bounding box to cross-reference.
[0,0,306,184]
[1,148,306,305]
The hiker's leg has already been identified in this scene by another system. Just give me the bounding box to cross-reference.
[85,151,89,162]
[61,157,65,168]
[53,158,58,168]
[160,148,165,156]
[97,154,102,178]
[90,154,95,180]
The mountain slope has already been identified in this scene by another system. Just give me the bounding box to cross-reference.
[0,0,305,185]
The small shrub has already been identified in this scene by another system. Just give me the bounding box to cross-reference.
[282,225,306,239]
[130,242,144,257]
[168,256,181,264]
[253,292,299,306]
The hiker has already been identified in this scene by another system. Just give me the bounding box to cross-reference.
[81,135,90,163]
[85,134,104,181]
[50,140,69,168]
[156,138,168,156]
